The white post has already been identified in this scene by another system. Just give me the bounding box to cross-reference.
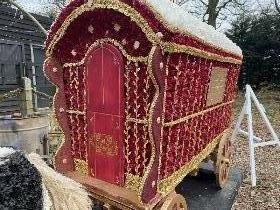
[245,85,257,187]
[231,84,279,187]
[230,102,246,143]
[248,86,280,146]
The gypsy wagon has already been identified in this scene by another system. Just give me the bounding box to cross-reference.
[44,0,242,208]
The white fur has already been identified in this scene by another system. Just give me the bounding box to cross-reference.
[27,153,92,210]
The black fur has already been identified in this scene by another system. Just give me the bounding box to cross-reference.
[0,151,43,210]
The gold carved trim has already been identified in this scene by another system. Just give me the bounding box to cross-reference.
[158,129,229,194]
[164,100,234,127]
[46,0,159,59]
[137,45,159,200]
[162,42,241,65]
[66,109,85,115]
[74,158,88,176]
[90,133,118,156]
[46,0,242,65]
[124,46,159,200]
[63,38,148,67]
[125,173,142,193]
[126,117,148,124]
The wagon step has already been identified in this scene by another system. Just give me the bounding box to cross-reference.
[67,172,189,210]
[66,172,147,209]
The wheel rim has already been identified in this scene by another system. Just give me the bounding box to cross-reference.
[172,202,185,210]
[161,193,188,210]
[216,133,231,188]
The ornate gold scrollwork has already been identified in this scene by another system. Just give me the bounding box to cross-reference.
[90,133,118,156]
[74,158,88,176]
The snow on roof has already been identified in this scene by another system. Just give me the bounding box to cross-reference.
[145,0,242,57]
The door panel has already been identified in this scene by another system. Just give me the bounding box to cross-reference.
[0,42,23,87]
[32,46,54,108]
[86,43,124,185]
[87,47,104,113]
[102,48,121,115]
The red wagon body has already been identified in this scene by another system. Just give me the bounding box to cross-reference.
[44,0,242,207]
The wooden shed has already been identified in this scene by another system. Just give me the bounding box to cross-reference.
[0,4,53,113]
[44,0,242,208]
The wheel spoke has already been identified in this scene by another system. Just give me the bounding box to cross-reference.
[222,165,226,180]
[225,165,229,176]
[215,133,231,188]
[161,192,188,210]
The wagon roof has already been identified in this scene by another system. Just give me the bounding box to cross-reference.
[146,0,242,56]
[45,0,242,58]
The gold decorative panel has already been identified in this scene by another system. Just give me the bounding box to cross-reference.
[206,67,228,106]
[74,159,88,176]
[91,133,118,156]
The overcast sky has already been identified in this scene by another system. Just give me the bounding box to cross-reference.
[17,0,272,12]
[16,0,273,32]
[18,0,45,12]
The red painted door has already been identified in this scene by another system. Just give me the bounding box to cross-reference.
[86,43,124,186]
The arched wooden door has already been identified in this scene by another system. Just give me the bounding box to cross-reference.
[86,43,124,186]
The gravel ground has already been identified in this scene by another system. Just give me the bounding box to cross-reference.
[231,89,280,210]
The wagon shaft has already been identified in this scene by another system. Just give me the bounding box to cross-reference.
[44,0,242,206]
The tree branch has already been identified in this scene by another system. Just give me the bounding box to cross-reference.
[275,0,280,13]
[198,0,208,6]
[1,0,48,36]
[177,0,189,6]
[202,8,209,22]
[217,0,234,14]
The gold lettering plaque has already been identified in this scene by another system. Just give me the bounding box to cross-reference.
[206,67,228,106]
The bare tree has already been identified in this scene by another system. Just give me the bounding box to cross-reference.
[175,0,249,28]
[48,0,68,10]
[275,0,280,13]
[42,0,69,17]
[174,0,190,5]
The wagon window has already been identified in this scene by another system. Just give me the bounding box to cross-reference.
[206,67,228,106]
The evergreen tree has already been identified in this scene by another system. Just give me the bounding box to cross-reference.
[227,12,280,89]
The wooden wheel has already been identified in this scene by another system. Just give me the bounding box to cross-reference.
[160,192,188,210]
[215,132,231,188]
